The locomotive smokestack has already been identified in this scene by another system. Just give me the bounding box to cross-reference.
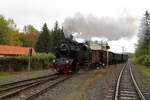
[63,13,138,41]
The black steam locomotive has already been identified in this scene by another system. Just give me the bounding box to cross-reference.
[53,39,128,73]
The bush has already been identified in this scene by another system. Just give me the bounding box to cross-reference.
[142,55,150,66]
[137,55,150,66]
[0,53,55,72]
[137,55,146,64]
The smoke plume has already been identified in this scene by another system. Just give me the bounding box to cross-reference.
[63,13,138,40]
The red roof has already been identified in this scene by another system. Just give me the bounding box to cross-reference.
[0,45,36,55]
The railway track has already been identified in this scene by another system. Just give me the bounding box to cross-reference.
[0,73,58,88]
[0,73,73,100]
[105,62,146,100]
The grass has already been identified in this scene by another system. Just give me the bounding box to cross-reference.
[136,64,150,78]
[0,72,18,79]
[0,69,52,85]
[134,60,150,80]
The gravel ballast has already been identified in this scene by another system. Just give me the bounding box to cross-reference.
[36,62,149,100]
[0,69,54,85]
[36,64,125,100]
[1,62,148,100]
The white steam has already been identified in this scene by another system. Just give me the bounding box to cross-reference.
[63,13,138,40]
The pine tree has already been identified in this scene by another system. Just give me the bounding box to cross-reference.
[51,21,65,52]
[144,11,150,54]
[136,10,150,56]
[138,11,150,44]
[35,23,51,53]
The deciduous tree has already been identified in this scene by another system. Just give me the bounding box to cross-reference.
[8,19,22,46]
[23,25,39,47]
[0,15,11,45]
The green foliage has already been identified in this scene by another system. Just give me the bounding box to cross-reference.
[136,11,150,57]
[0,14,66,54]
[0,53,55,72]
[134,62,150,80]
[142,55,150,66]
[0,16,22,46]
[135,43,148,57]
[7,19,22,46]
[137,55,146,64]
[51,21,65,52]
[137,55,150,66]
[135,11,150,65]
[35,23,51,53]
[22,25,39,47]
[0,15,11,45]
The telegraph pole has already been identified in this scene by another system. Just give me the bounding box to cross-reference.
[106,42,110,67]
[28,48,32,72]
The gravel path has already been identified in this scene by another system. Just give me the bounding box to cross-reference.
[0,69,54,85]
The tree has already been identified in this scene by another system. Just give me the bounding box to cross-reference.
[35,23,51,53]
[22,25,39,47]
[19,32,27,46]
[0,15,11,45]
[51,21,65,52]
[0,16,22,46]
[8,19,22,46]
[136,10,150,56]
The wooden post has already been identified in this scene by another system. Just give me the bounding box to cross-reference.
[28,48,32,72]
[28,54,31,72]
[107,50,109,67]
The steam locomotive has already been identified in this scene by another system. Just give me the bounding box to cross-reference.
[53,39,128,73]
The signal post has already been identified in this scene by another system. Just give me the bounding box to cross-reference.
[28,48,32,72]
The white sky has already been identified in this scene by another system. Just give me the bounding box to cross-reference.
[0,0,150,53]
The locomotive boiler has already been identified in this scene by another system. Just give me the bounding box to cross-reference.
[53,39,89,73]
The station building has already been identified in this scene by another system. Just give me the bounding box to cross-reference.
[0,45,36,57]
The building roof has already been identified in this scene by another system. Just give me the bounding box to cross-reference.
[0,45,36,55]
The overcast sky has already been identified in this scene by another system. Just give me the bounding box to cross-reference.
[0,0,150,53]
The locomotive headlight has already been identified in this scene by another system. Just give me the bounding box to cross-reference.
[53,59,56,63]
[65,60,69,64]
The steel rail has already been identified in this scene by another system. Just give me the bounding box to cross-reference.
[129,63,146,100]
[24,75,73,100]
[0,75,58,92]
[114,63,127,100]
[0,73,58,88]
[0,75,59,99]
